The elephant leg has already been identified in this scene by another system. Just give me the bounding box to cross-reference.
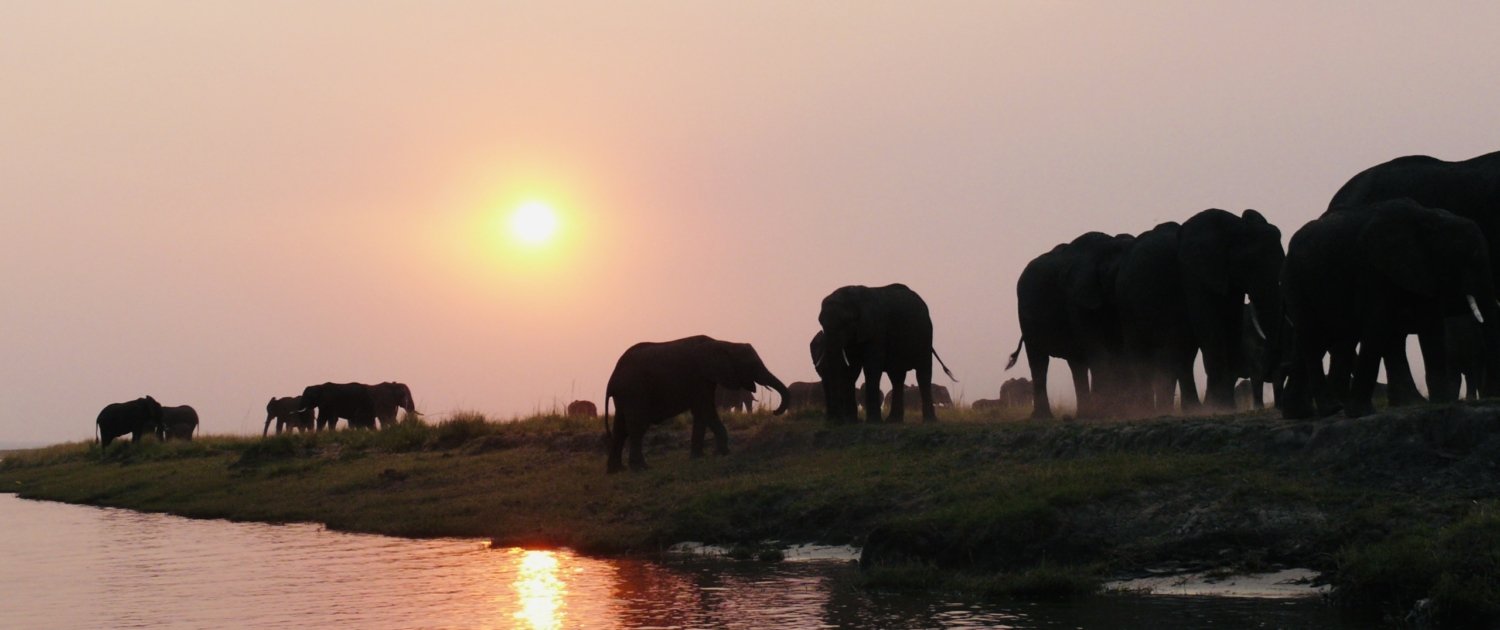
[916,365,937,423]
[1326,346,1354,408]
[606,418,628,473]
[627,422,648,470]
[689,401,717,457]
[1027,351,1053,420]
[862,366,884,424]
[1348,323,1397,417]
[1068,361,1091,418]
[1481,326,1500,398]
[886,372,906,423]
[1382,342,1425,406]
[703,409,730,456]
[1250,377,1265,409]
[1417,326,1455,404]
[1177,351,1201,412]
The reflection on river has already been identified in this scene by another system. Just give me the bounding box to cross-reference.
[0,494,1356,629]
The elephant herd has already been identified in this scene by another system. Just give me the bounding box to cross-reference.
[95,396,199,447]
[94,381,416,447]
[92,150,1500,476]
[1007,149,1500,423]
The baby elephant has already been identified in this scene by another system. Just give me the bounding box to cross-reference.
[264,396,311,436]
[157,405,199,441]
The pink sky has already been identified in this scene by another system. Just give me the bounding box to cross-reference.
[5,2,1500,442]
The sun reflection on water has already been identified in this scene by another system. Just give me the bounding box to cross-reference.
[512,549,566,629]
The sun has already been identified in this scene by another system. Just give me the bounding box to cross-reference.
[509,201,559,246]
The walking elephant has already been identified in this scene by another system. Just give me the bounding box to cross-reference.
[884,384,952,410]
[714,385,756,413]
[1282,199,1497,418]
[96,396,163,447]
[157,405,198,441]
[1115,210,1284,414]
[299,382,378,431]
[1329,150,1500,400]
[1008,232,1136,419]
[567,400,599,418]
[816,284,956,424]
[369,382,416,428]
[998,377,1033,408]
[264,396,310,436]
[604,335,790,472]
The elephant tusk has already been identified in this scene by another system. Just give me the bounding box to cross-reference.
[841,349,850,367]
[1249,306,1267,341]
[1469,294,1485,324]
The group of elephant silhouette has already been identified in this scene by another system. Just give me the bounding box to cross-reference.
[94,150,1500,475]
[1011,150,1500,422]
[95,382,415,447]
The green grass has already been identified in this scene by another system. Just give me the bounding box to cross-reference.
[5,405,1500,622]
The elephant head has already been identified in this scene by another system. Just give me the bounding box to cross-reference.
[811,330,860,421]
[1359,204,1496,322]
[704,340,790,415]
[1180,209,1285,342]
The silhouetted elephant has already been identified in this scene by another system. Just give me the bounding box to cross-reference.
[263,396,310,436]
[156,405,198,441]
[1328,150,1500,400]
[998,377,1033,408]
[299,382,378,431]
[1282,199,1497,418]
[1446,315,1485,401]
[816,284,955,423]
[785,381,825,410]
[1008,232,1136,419]
[567,400,599,418]
[96,396,163,447]
[714,385,756,413]
[1115,210,1284,414]
[884,384,952,410]
[971,398,1002,411]
[369,382,416,428]
[604,335,790,472]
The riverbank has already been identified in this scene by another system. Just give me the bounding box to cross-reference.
[5,405,1500,625]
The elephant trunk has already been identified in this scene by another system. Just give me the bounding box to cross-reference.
[755,369,791,416]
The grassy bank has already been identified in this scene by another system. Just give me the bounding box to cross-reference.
[6,404,1500,625]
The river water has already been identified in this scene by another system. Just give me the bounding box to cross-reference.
[0,494,1358,629]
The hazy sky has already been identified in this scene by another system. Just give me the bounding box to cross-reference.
[6,2,1500,443]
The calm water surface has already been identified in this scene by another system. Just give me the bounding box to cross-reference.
[0,494,1357,629]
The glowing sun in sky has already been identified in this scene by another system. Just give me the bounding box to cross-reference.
[509,201,559,246]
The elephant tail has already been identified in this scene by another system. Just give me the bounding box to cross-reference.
[932,348,958,382]
[1005,337,1024,371]
[603,395,612,440]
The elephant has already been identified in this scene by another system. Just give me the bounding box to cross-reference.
[785,381,826,410]
[369,381,416,428]
[298,382,378,431]
[1328,150,1500,400]
[884,384,952,410]
[1445,315,1485,401]
[714,385,756,413]
[1281,199,1497,419]
[263,396,311,436]
[998,377,1033,408]
[971,398,1003,411]
[604,335,790,472]
[1008,232,1136,419]
[96,396,163,447]
[1234,302,1287,410]
[816,284,955,423]
[1114,210,1285,414]
[567,400,599,418]
[156,405,199,441]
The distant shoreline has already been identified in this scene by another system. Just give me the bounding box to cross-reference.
[4,406,1500,624]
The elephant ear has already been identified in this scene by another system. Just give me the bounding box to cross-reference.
[1179,218,1230,295]
[1359,215,1437,297]
[704,343,755,392]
